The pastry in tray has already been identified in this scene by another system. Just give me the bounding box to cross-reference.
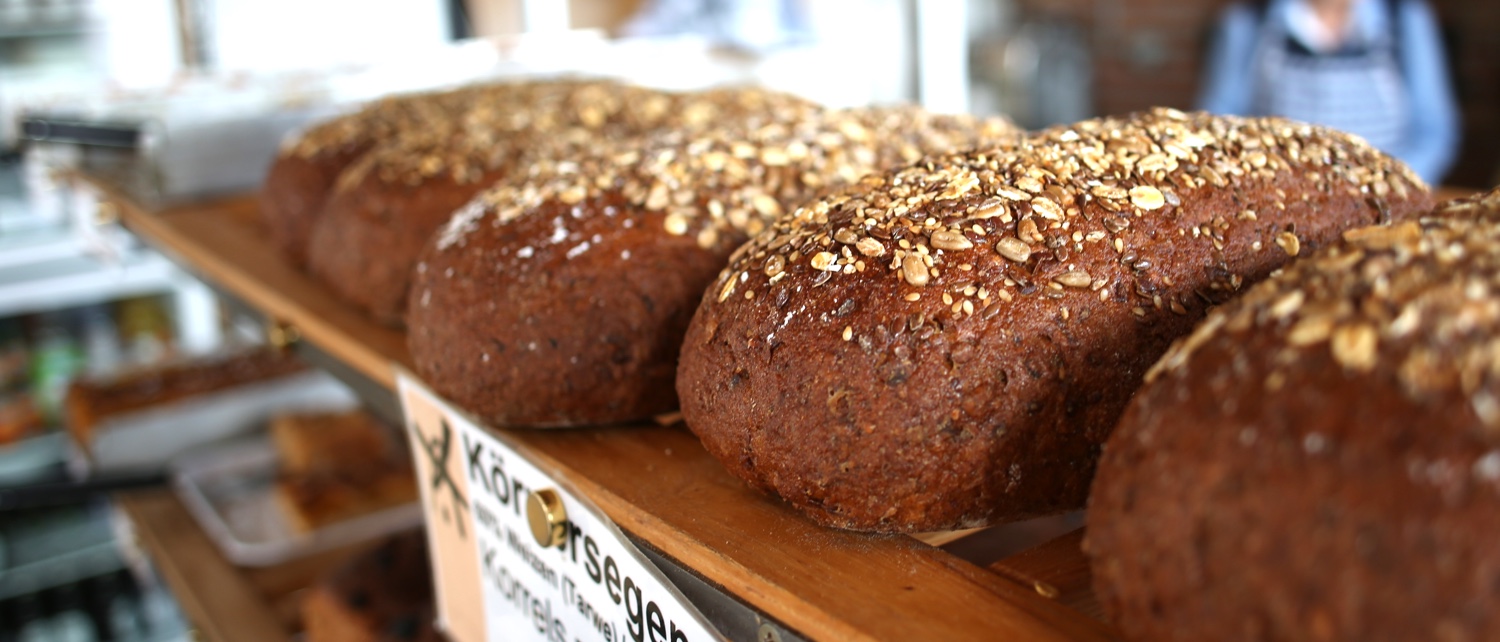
[307,81,818,326]
[1086,188,1500,642]
[275,466,418,534]
[303,531,440,642]
[0,394,42,445]
[676,108,1431,532]
[271,410,398,477]
[64,347,307,446]
[269,410,417,534]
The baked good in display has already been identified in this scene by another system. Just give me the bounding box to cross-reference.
[64,348,306,446]
[305,80,643,324]
[276,466,418,534]
[676,108,1431,532]
[303,531,440,642]
[308,82,818,325]
[0,395,41,445]
[261,87,486,267]
[407,106,1019,427]
[1086,188,1500,642]
[270,410,398,476]
[271,410,417,533]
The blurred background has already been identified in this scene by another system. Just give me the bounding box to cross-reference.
[2,0,1496,186]
[0,0,1495,639]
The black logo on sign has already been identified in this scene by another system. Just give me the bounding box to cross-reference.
[417,418,469,539]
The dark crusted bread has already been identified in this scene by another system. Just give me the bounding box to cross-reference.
[676,108,1432,532]
[407,106,1018,427]
[261,86,485,267]
[303,531,440,642]
[309,83,818,325]
[305,80,648,324]
[1086,188,1500,642]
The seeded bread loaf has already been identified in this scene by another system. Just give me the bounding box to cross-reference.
[1086,189,1500,642]
[675,108,1431,532]
[305,80,644,324]
[303,531,440,642]
[261,87,485,267]
[407,106,1019,427]
[309,83,818,325]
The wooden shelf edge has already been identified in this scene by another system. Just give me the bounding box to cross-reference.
[116,489,293,642]
[87,175,407,390]
[512,427,1120,642]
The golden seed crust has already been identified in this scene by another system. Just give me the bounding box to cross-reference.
[1090,188,1500,642]
[408,99,1020,427]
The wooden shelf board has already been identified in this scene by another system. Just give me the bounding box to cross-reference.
[104,186,409,389]
[116,488,386,642]
[116,489,295,642]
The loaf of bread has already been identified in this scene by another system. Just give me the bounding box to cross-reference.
[676,108,1431,532]
[1086,188,1500,642]
[309,82,818,325]
[407,106,1019,427]
[261,86,487,267]
[303,531,440,642]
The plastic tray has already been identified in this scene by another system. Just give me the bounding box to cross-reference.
[171,436,421,567]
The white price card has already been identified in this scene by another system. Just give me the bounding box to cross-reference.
[397,371,721,642]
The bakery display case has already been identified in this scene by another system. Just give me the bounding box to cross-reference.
[80,172,1122,641]
[2,1,1490,639]
[70,147,1488,640]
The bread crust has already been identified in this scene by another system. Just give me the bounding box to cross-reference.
[1087,189,1500,642]
[677,109,1431,532]
[260,87,485,267]
[311,83,819,325]
[408,107,1018,426]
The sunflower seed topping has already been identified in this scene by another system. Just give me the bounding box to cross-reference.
[1054,270,1092,288]
[930,229,975,251]
[995,237,1032,263]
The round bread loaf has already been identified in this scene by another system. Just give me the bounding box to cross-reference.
[407,106,1018,427]
[1086,189,1500,642]
[676,108,1432,532]
[260,86,486,267]
[302,531,440,642]
[306,80,655,324]
[310,83,818,325]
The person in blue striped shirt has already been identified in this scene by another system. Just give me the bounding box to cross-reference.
[1198,0,1460,184]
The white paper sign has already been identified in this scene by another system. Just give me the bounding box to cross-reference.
[397,371,720,642]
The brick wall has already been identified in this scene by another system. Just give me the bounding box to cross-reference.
[1013,0,1499,187]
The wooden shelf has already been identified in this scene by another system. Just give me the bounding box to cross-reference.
[95,175,1121,642]
[115,488,381,642]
